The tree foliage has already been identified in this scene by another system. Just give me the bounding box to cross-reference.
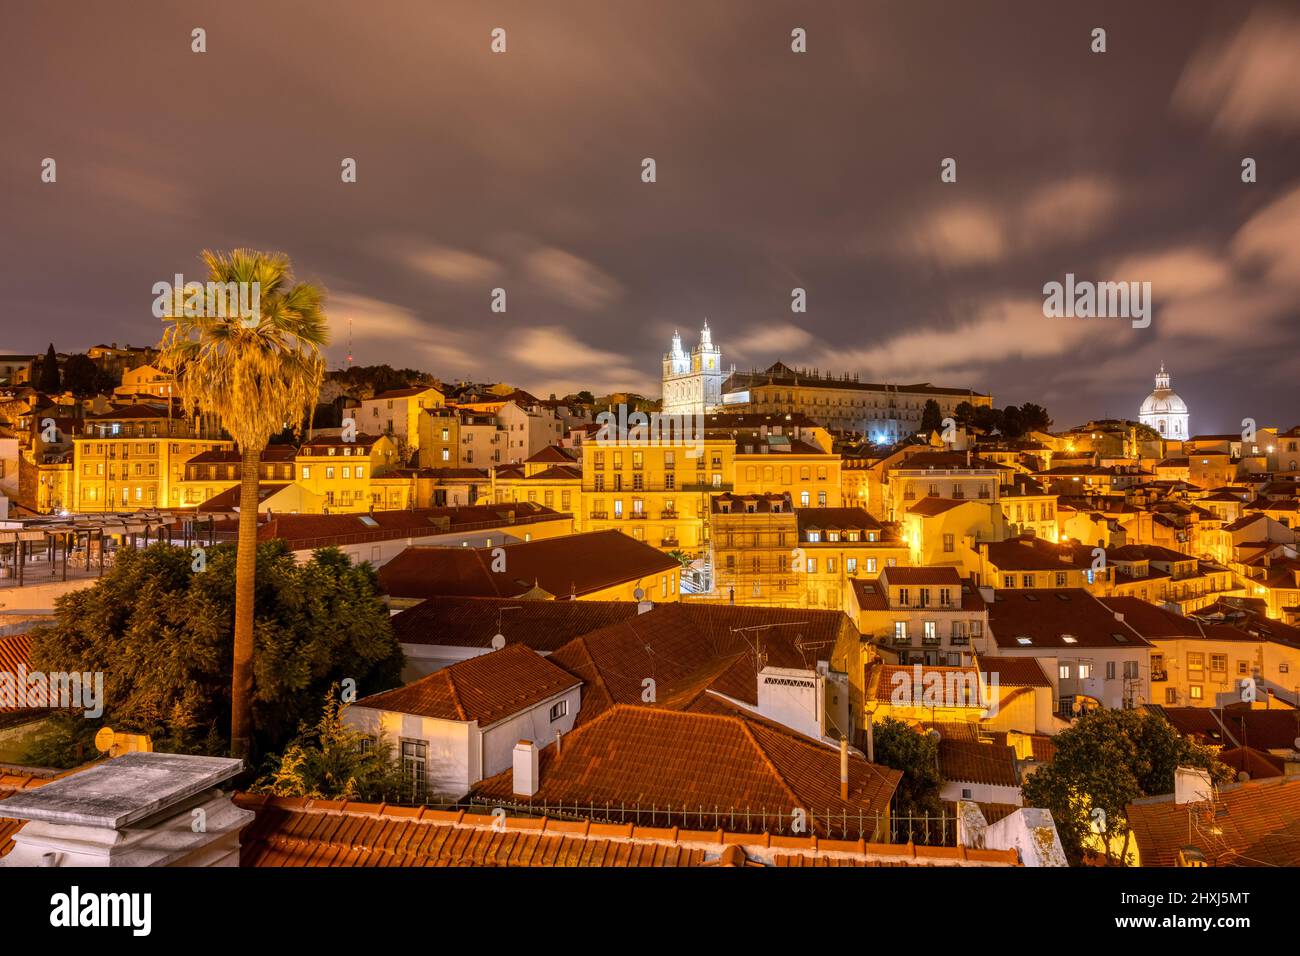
[251,688,408,802]
[1021,708,1230,866]
[26,542,403,766]
[38,344,61,393]
[869,717,943,817]
[59,353,117,396]
[918,399,944,436]
[953,401,1053,439]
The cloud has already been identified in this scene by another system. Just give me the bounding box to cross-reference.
[727,323,814,362]
[1231,182,1300,285]
[507,326,656,396]
[1019,176,1121,246]
[1173,8,1300,137]
[523,247,622,311]
[1107,245,1232,300]
[823,297,1095,381]
[327,291,478,370]
[394,242,502,284]
[898,175,1119,270]
[908,202,1006,267]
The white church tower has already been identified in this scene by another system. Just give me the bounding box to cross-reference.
[1139,363,1190,441]
[661,322,724,417]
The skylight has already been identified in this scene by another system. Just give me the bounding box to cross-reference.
[358,516,379,527]
[1016,636,1032,645]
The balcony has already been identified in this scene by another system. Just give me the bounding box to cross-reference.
[660,510,678,519]
[589,511,609,519]
[661,538,679,548]
[629,512,648,520]
[682,482,733,493]
[1151,670,1168,682]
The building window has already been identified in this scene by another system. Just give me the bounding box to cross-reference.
[1059,664,1071,679]
[400,739,428,801]
[549,700,568,722]
[943,533,954,553]
[1189,685,1203,700]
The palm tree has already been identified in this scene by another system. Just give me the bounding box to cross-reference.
[158,249,328,759]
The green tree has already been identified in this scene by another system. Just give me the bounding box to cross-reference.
[918,399,944,437]
[869,717,943,818]
[158,249,328,759]
[1017,402,1053,433]
[26,542,402,767]
[38,344,61,392]
[1021,709,1230,866]
[252,688,409,802]
[59,353,113,396]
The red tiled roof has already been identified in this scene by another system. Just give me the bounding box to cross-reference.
[1127,777,1300,867]
[866,664,988,706]
[975,656,1053,688]
[938,739,1020,787]
[524,446,578,464]
[0,635,33,714]
[987,589,1151,649]
[353,644,579,726]
[377,530,679,600]
[1216,746,1285,780]
[1099,597,1200,639]
[472,704,901,832]
[198,483,290,512]
[232,794,1018,867]
[391,596,641,652]
[252,503,564,550]
[547,602,856,720]
[1151,706,1300,750]
[881,566,961,586]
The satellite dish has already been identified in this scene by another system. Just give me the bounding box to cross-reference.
[927,728,942,742]
[633,587,645,601]
[1237,771,1250,783]
[94,726,116,754]
[490,634,506,650]
[1294,737,1300,750]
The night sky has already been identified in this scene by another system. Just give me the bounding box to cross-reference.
[4,1,1299,433]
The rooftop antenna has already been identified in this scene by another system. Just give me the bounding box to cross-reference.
[347,316,353,369]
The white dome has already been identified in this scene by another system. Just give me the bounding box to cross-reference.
[1140,391,1188,416]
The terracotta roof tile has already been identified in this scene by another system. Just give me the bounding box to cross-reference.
[391,596,640,651]
[1127,777,1300,867]
[353,644,580,726]
[378,530,678,600]
[472,704,901,833]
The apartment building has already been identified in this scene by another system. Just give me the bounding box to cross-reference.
[71,405,232,512]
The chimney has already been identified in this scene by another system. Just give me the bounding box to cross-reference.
[555,729,563,754]
[512,740,539,797]
[839,736,849,800]
[865,712,875,763]
[1174,766,1214,805]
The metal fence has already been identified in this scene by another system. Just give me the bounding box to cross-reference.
[368,791,957,845]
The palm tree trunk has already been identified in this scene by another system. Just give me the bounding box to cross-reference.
[231,441,263,760]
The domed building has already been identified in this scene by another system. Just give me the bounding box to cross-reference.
[1139,364,1189,440]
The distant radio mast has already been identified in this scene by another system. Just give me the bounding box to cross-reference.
[347,316,353,368]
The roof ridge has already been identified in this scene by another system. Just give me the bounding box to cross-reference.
[735,718,804,811]
[441,666,470,722]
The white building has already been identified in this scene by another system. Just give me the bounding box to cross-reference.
[1139,364,1189,441]
[661,322,726,418]
[345,644,582,801]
